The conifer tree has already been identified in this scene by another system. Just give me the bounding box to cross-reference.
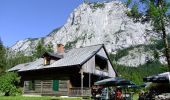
[33,39,53,59]
[0,38,6,72]
[33,39,46,58]
[127,0,170,71]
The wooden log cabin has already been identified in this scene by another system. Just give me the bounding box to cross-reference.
[8,44,117,96]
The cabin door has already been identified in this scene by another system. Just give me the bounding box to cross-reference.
[53,80,59,91]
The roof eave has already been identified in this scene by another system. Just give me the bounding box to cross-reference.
[79,45,103,66]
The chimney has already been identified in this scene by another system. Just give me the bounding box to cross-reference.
[56,44,65,53]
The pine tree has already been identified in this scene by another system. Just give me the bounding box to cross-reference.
[33,39,46,58]
[127,0,170,71]
[33,39,53,59]
[46,42,54,53]
[0,38,6,72]
[6,52,33,69]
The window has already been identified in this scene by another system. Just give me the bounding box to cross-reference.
[28,80,35,90]
[95,54,108,71]
[44,57,50,65]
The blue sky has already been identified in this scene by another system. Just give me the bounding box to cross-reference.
[0,0,118,47]
[0,0,83,47]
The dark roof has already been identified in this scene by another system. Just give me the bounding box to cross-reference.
[41,52,63,59]
[8,63,28,72]
[8,44,118,77]
[18,44,103,72]
[41,44,103,69]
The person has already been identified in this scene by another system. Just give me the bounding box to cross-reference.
[138,91,145,100]
[97,87,103,95]
[110,88,116,99]
[116,88,123,100]
[91,85,97,99]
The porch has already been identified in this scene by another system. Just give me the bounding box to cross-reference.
[20,66,105,97]
[23,80,91,97]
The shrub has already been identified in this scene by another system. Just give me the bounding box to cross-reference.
[0,72,21,96]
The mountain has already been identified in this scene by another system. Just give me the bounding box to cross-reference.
[9,1,166,67]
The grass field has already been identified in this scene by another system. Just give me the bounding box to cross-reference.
[0,95,138,100]
[133,94,139,100]
[0,96,84,100]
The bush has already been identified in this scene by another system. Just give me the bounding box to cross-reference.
[0,72,21,96]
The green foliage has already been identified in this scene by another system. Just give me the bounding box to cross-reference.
[110,36,170,61]
[33,39,53,59]
[147,83,170,93]
[6,52,33,70]
[145,0,170,32]
[109,35,170,84]
[126,3,142,22]
[0,37,34,72]
[153,50,159,60]
[126,0,170,69]
[0,96,82,100]
[65,35,86,49]
[92,2,105,8]
[65,39,78,50]
[113,60,167,84]
[109,45,147,61]
[0,72,21,96]
[0,38,7,72]
[126,0,132,7]
[127,0,170,29]
[46,42,53,53]
[33,39,46,58]
[28,81,35,90]
[131,4,141,18]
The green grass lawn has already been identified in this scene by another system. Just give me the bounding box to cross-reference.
[0,96,84,100]
[0,95,138,100]
[133,94,139,100]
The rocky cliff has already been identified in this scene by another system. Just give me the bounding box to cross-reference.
[9,1,164,67]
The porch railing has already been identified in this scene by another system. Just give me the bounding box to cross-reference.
[69,87,91,97]
[23,81,61,95]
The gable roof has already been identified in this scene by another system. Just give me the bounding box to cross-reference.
[17,58,44,71]
[8,63,28,72]
[8,44,117,76]
[41,44,103,69]
[41,52,63,59]
[17,44,103,72]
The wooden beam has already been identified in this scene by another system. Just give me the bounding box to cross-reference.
[89,73,91,88]
[80,69,84,96]
[23,81,26,94]
[41,80,43,95]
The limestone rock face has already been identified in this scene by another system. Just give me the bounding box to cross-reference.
[9,1,163,67]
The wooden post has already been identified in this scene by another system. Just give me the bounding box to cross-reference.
[106,87,109,99]
[41,80,43,95]
[80,69,84,96]
[23,81,26,94]
[89,73,91,88]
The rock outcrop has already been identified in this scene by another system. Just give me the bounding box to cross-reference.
[9,1,164,66]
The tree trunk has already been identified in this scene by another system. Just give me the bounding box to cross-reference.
[159,1,170,71]
[162,25,170,71]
